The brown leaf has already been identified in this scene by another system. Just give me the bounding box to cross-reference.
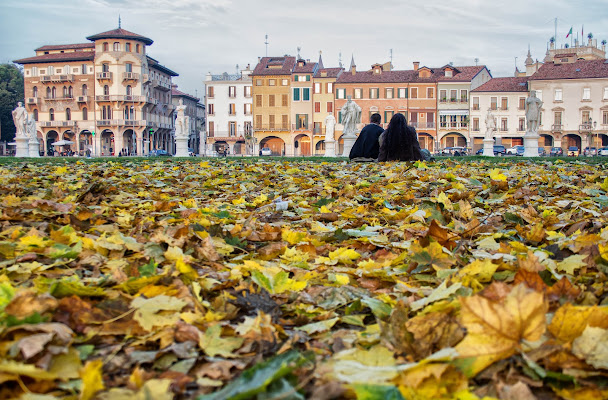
[4,292,58,319]
[257,242,287,260]
[480,281,512,302]
[315,212,339,222]
[425,219,457,250]
[404,311,464,359]
[513,269,547,292]
[546,277,581,301]
[517,251,545,272]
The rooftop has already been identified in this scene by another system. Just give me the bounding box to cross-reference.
[86,27,153,46]
[530,59,608,80]
[14,51,95,65]
[252,56,296,76]
[472,77,529,92]
[171,87,200,102]
[147,56,179,77]
[35,43,94,52]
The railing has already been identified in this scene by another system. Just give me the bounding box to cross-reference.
[142,74,151,83]
[123,72,140,81]
[254,125,290,131]
[151,79,171,91]
[95,95,146,102]
[207,133,246,141]
[97,119,147,127]
[165,103,175,111]
[552,124,563,132]
[40,121,77,127]
[27,97,39,104]
[500,127,508,132]
[292,124,310,130]
[439,123,468,129]
[96,72,113,80]
[77,96,89,102]
[472,105,480,110]
[410,122,435,129]
[44,96,74,101]
[41,74,74,83]
[313,127,324,135]
[96,95,110,101]
[472,127,480,131]
[579,123,593,132]
[148,98,159,105]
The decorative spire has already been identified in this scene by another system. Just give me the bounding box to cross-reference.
[118,14,121,29]
[317,51,324,69]
[350,54,356,70]
[525,44,534,66]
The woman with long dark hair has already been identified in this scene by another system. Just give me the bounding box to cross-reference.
[378,113,423,161]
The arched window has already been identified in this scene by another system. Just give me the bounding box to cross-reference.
[64,65,70,74]
[49,109,55,121]
[63,86,68,98]
[33,86,38,98]
[103,42,108,51]
[48,66,55,75]
[126,85,132,95]
[82,84,87,96]
[81,64,87,74]
[113,42,120,51]
[66,108,71,121]
[135,44,140,53]
[126,43,131,52]
[102,63,109,72]
[82,108,88,120]
[103,85,109,96]
[31,67,38,76]
[51,87,56,99]
[68,86,73,98]
[33,109,38,121]
[125,63,132,73]
[46,87,51,99]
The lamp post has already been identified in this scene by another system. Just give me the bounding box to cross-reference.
[594,120,598,151]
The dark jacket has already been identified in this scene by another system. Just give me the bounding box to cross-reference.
[378,126,424,161]
[348,123,384,160]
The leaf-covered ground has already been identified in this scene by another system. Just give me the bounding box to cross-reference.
[1,158,608,400]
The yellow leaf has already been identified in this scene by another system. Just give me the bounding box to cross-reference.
[328,345,397,383]
[164,246,185,262]
[397,364,467,400]
[131,295,187,332]
[328,247,360,264]
[572,326,608,369]
[332,273,350,286]
[176,257,197,280]
[80,360,105,400]
[489,168,507,181]
[19,234,47,248]
[232,197,246,205]
[455,284,547,377]
[199,324,244,358]
[548,304,598,343]
[556,255,588,275]
[436,192,453,211]
[281,228,307,245]
[55,166,68,175]
[455,259,498,291]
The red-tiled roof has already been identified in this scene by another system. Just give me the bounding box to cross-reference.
[35,43,94,52]
[171,87,200,102]
[315,67,343,78]
[335,65,486,84]
[530,59,608,80]
[472,77,529,92]
[437,65,487,82]
[337,69,415,83]
[86,28,153,45]
[252,57,296,76]
[293,59,317,73]
[14,51,95,65]
[147,56,179,77]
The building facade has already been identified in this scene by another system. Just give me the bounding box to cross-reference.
[312,62,342,155]
[204,66,253,155]
[15,26,178,156]
[171,85,201,154]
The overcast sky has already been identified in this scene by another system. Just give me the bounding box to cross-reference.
[2,0,607,99]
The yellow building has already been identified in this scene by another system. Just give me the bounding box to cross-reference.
[312,54,342,155]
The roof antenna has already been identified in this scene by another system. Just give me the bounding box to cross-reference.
[474,57,479,66]
[264,34,269,57]
[338,51,342,68]
[390,49,393,66]
[297,46,301,59]
[118,14,121,29]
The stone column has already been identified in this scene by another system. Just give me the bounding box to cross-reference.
[341,132,357,157]
[482,138,495,157]
[15,137,29,158]
[28,138,40,157]
[324,138,336,157]
[523,130,539,157]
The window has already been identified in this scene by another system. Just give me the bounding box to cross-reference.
[427,87,434,99]
[62,86,68,98]
[104,85,109,96]
[229,122,236,136]
[256,79,263,86]
[31,67,38,76]
[295,114,308,129]
[244,86,251,97]
[354,88,362,99]
[51,87,56,98]
[282,79,289,86]
[282,115,288,129]
[555,89,563,101]
[32,86,38,98]
[48,66,55,75]
[64,65,70,74]
[439,90,447,102]
[603,111,608,125]
[254,115,262,128]
[336,88,345,99]
[102,105,112,119]
[49,108,54,121]
[315,102,321,112]
[113,42,120,51]
[327,83,333,93]
[327,102,333,112]
[410,87,418,99]
[384,110,394,122]
[398,88,407,98]
[102,42,108,51]
[554,111,562,125]
[370,88,379,99]
[33,109,38,121]
[604,87,608,100]
[244,104,252,115]
[82,84,87,96]
[472,118,479,131]
[126,43,131,52]
[460,90,468,102]
[293,88,300,101]
[519,117,525,131]
[83,108,88,120]
[207,104,214,115]
[208,86,214,98]
[126,85,132,96]
[314,83,321,93]
[490,97,497,110]
[501,97,508,110]
[269,79,276,86]
[519,97,525,110]
[500,118,507,131]
[282,94,288,107]
[255,95,262,107]
[136,44,140,53]
[229,86,236,98]
[583,88,591,100]
[440,115,447,128]
[472,97,480,110]
[450,90,458,102]
[536,90,543,101]
[125,63,132,73]
[582,110,591,123]
[269,115,275,129]
[303,88,310,101]
[102,63,109,72]
[386,88,394,99]
[208,121,214,136]
[269,95,275,107]
[46,87,51,99]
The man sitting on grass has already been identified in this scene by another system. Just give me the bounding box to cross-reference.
[349,113,384,162]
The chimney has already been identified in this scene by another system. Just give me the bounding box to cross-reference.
[258,57,261,63]
[413,61,420,71]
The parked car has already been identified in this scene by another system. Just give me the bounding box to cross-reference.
[260,147,272,156]
[549,147,564,156]
[476,145,506,156]
[538,147,547,156]
[441,147,468,156]
[599,147,608,156]
[506,145,524,155]
[150,149,171,157]
[188,147,196,157]
[583,147,597,156]
[567,146,580,157]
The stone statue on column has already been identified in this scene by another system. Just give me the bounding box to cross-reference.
[324,113,336,157]
[26,113,40,157]
[174,99,190,157]
[482,108,497,157]
[12,102,29,157]
[523,90,543,157]
[340,96,361,157]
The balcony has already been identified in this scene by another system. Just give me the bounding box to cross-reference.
[96,95,110,102]
[439,123,468,130]
[292,124,310,131]
[254,125,290,131]
[40,121,77,127]
[96,120,146,127]
[95,95,146,102]
[122,72,140,81]
[44,96,74,101]
[96,72,113,80]
[151,79,171,91]
[26,97,39,105]
[552,124,563,132]
[410,122,435,129]
[41,74,74,83]
[77,96,89,102]
[142,74,151,83]
[579,123,593,132]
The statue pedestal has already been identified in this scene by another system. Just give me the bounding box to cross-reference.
[482,138,495,157]
[324,139,336,157]
[341,133,358,157]
[15,137,29,158]
[523,130,539,157]
[174,136,189,157]
[28,139,40,158]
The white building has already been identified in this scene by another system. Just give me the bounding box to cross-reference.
[204,65,253,155]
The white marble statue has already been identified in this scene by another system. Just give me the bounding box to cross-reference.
[341,96,361,135]
[12,102,27,138]
[26,113,37,139]
[324,114,336,141]
[484,107,497,139]
[175,99,188,137]
[525,90,543,132]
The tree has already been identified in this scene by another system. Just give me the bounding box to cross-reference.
[0,63,24,142]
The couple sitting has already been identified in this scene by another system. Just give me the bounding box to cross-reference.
[349,113,425,162]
